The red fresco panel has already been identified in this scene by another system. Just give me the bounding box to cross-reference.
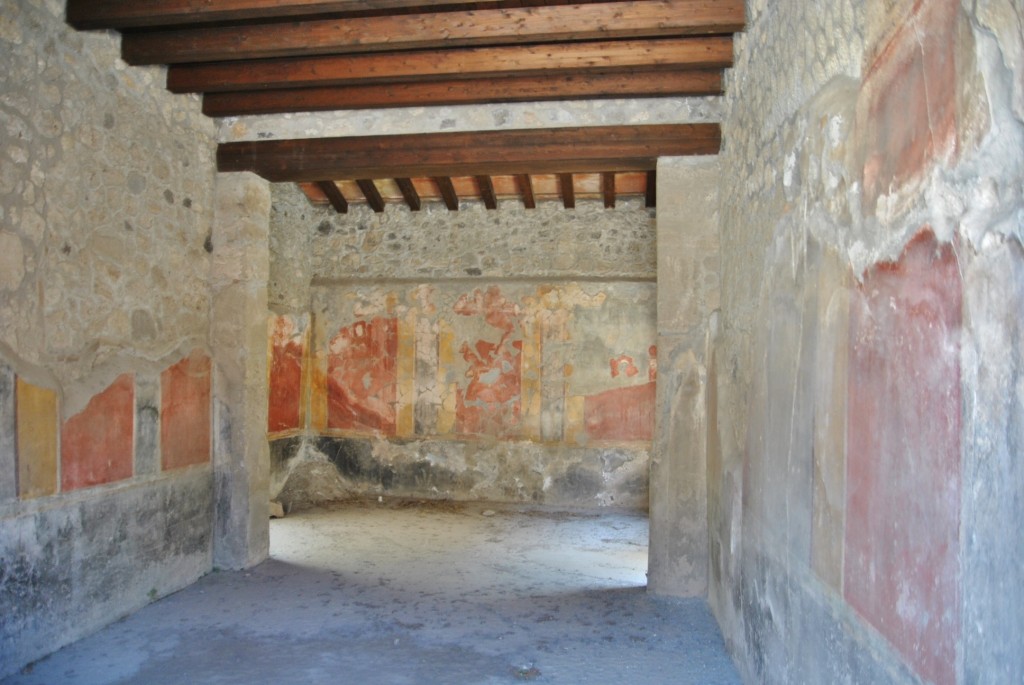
[161,351,212,471]
[455,338,523,438]
[61,373,135,491]
[845,229,961,685]
[327,317,398,434]
[454,286,523,438]
[268,316,304,433]
[584,382,656,442]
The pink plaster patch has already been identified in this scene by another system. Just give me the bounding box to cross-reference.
[845,229,961,685]
[268,316,304,433]
[860,1,958,212]
[584,382,655,442]
[610,355,640,379]
[327,317,398,434]
[61,374,134,491]
[161,351,212,471]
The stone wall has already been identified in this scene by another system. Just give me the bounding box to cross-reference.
[712,1,1024,684]
[268,184,656,509]
[0,0,218,676]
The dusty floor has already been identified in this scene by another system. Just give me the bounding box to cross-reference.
[4,500,741,684]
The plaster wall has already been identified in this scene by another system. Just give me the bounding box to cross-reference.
[0,1,218,676]
[712,1,1024,684]
[267,186,657,509]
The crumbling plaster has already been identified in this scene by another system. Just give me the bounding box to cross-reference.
[0,0,219,677]
[712,0,1023,683]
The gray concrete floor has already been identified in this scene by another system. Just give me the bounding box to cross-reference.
[4,500,741,684]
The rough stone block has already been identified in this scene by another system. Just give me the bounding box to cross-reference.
[61,374,135,491]
[845,229,961,685]
[16,378,58,499]
[161,350,212,471]
[212,172,271,571]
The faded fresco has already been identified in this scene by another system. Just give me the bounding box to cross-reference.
[268,315,307,433]
[271,282,656,446]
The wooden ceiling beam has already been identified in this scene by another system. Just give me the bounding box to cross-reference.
[316,180,348,213]
[602,172,616,208]
[476,176,498,210]
[559,173,576,209]
[356,179,385,212]
[217,124,721,183]
[168,37,734,93]
[122,0,744,65]
[395,178,421,211]
[202,69,722,116]
[67,0,520,30]
[434,177,459,211]
[517,175,536,209]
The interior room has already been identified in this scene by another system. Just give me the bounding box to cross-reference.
[1,1,1022,683]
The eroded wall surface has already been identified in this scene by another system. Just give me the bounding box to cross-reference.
[0,1,218,676]
[268,186,656,509]
[713,1,1023,684]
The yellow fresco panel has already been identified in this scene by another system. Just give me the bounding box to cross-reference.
[16,379,58,499]
[564,395,587,445]
[520,321,543,441]
[436,322,456,435]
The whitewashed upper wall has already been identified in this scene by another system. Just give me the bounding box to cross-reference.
[219,97,723,142]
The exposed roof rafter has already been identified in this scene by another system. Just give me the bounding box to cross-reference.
[217,124,721,183]
[120,0,744,65]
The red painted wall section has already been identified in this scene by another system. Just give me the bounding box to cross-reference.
[161,351,212,471]
[860,1,958,212]
[454,287,524,438]
[61,373,135,491]
[584,382,656,442]
[845,229,962,685]
[268,315,304,433]
[327,316,398,434]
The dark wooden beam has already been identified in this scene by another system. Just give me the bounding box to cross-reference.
[67,0,515,29]
[316,180,348,213]
[202,69,723,116]
[356,179,385,213]
[434,177,459,211]
[476,176,497,210]
[602,172,616,208]
[517,174,536,209]
[559,174,576,209]
[395,178,421,211]
[645,170,656,208]
[169,37,734,93]
[122,0,745,65]
[217,124,721,183]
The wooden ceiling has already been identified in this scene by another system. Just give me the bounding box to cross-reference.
[66,0,743,211]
